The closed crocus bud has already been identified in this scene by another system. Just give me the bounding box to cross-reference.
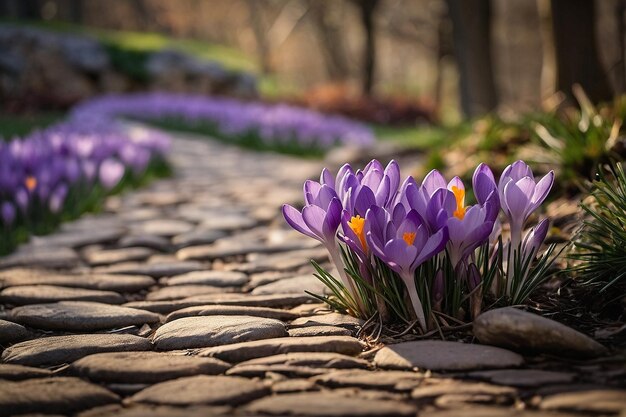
[99,158,125,190]
[1,201,16,227]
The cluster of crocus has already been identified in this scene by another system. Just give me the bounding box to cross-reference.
[0,116,170,255]
[72,93,376,152]
[283,159,556,331]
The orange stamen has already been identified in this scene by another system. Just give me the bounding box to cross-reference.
[403,232,416,246]
[451,185,466,220]
[348,215,367,250]
[25,176,37,191]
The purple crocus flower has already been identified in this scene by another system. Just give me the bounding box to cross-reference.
[49,183,69,214]
[1,201,16,227]
[473,163,498,206]
[521,218,550,261]
[99,158,125,190]
[365,205,448,330]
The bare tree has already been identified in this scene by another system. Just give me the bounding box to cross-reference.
[446,0,498,118]
[246,0,273,74]
[352,0,380,96]
[309,1,351,81]
[551,0,613,103]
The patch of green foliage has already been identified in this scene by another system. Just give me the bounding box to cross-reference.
[0,112,64,140]
[570,161,626,301]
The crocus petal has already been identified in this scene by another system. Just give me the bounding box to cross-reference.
[422,169,447,196]
[320,168,334,189]
[529,171,554,212]
[282,204,317,240]
[354,185,377,217]
[503,180,531,221]
[302,204,329,242]
[321,197,342,242]
[473,166,498,205]
[414,226,449,268]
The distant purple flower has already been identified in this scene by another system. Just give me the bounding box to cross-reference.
[49,183,68,213]
[1,202,16,227]
[99,158,125,190]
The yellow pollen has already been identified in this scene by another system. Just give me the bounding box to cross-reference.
[451,185,466,220]
[348,215,367,250]
[403,232,416,246]
[25,176,37,191]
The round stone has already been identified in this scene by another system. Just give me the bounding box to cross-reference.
[0,377,119,415]
[130,375,269,406]
[10,301,160,331]
[146,285,227,301]
[1,334,153,367]
[0,285,125,305]
[153,315,287,350]
[467,369,577,387]
[165,270,248,287]
[374,340,524,371]
[244,391,417,416]
[0,319,31,345]
[166,305,298,322]
[71,351,230,383]
[238,352,369,369]
[473,307,608,358]
[0,364,53,380]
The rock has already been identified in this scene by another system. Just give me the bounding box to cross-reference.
[84,248,154,266]
[93,261,204,278]
[10,301,160,331]
[473,307,608,358]
[226,364,327,378]
[374,340,524,371]
[0,319,31,345]
[177,241,314,261]
[118,235,171,252]
[0,285,125,305]
[71,352,230,383]
[165,270,248,287]
[153,315,287,350]
[130,220,195,237]
[272,379,318,394]
[2,334,153,366]
[411,380,517,400]
[166,305,298,322]
[0,268,155,292]
[251,274,328,295]
[0,246,80,269]
[244,391,417,416]
[290,313,363,332]
[540,389,626,414]
[146,285,228,301]
[288,326,352,337]
[0,377,119,415]
[77,404,233,417]
[314,370,424,391]
[30,227,124,248]
[130,375,269,406]
[467,369,577,388]
[199,214,257,231]
[0,364,53,380]
[172,229,226,249]
[199,336,363,363]
[238,352,369,369]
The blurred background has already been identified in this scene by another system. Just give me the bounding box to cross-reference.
[1,0,624,124]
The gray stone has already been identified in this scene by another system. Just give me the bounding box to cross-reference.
[244,391,417,416]
[474,307,608,358]
[0,268,155,292]
[199,214,257,231]
[93,261,204,278]
[200,336,363,363]
[272,379,318,394]
[418,407,574,417]
[2,334,153,366]
[172,229,226,249]
[234,248,328,274]
[118,235,171,252]
[10,301,160,331]
[290,313,363,332]
[131,219,195,237]
[130,375,269,406]
[251,274,328,295]
[468,369,577,388]
[0,246,80,269]
[226,364,327,378]
[0,377,119,415]
[153,315,287,350]
[0,285,125,305]
[166,270,248,287]
[146,285,228,301]
[177,241,315,261]
[0,364,53,380]
[84,248,154,266]
[540,389,626,413]
[30,228,125,248]
[314,370,424,391]
[288,325,352,337]
[411,380,517,400]
[0,319,30,345]
[374,340,524,371]
[238,352,369,369]
[71,351,230,383]
[166,305,298,322]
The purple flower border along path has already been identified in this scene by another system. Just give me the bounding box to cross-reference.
[0,130,625,416]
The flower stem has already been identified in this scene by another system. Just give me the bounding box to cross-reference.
[327,242,365,316]
[402,272,427,332]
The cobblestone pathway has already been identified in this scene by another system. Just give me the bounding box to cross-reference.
[0,131,625,416]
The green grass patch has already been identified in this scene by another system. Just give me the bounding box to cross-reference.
[0,112,64,140]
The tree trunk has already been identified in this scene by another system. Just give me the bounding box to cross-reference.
[69,0,83,23]
[247,0,272,74]
[309,1,351,81]
[446,0,498,118]
[551,0,613,103]
[355,0,379,96]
